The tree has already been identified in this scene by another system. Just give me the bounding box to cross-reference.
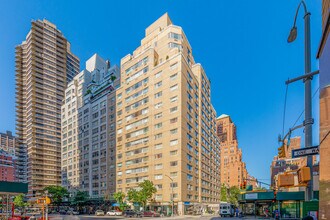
[127,180,157,210]
[73,191,88,207]
[138,180,157,209]
[13,194,27,213]
[43,186,69,207]
[113,192,126,211]
[110,75,117,82]
[228,186,240,206]
[220,184,228,202]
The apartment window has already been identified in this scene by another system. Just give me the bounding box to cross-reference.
[170,128,178,134]
[155,164,163,170]
[170,150,178,156]
[170,106,178,113]
[170,73,178,81]
[168,32,182,40]
[154,133,162,140]
[117,93,122,100]
[170,139,178,146]
[170,161,178,167]
[187,154,192,161]
[155,194,162,200]
[187,164,192,171]
[154,91,162,99]
[154,153,162,159]
[154,143,163,150]
[170,117,178,123]
[154,113,162,119]
[170,182,178,188]
[155,184,162,190]
[187,174,193,181]
[170,172,178,178]
[154,102,163,109]
[170,96,178,103]
[155,123,162,129]
[154,81,162,89]
[155,71,162,78]
[170,84,178,91]
[155,174,163,180]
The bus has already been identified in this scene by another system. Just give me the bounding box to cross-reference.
[219,202,235,217]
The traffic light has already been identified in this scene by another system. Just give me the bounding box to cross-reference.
[278,145,286,158]
[242,181,247,190]
[297,167,311,183]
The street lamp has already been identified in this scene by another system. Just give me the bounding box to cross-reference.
[287,0,314,201]
[165,174,174,217]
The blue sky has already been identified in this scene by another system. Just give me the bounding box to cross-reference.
[0,0,322,183]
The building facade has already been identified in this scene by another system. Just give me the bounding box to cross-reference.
[115,13,221,215]
[62,54,120,198]
[15,19,79,195]
[216,114,248,188]
[0,131,27,182]
[317,1,330,218]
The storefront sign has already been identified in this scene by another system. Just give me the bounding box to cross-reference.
[245,193,258,200]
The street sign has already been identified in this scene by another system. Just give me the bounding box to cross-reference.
[292,146,319,158]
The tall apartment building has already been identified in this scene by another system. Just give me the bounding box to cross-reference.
[116,13,221,215]
[62,54,120,198]
[317,0,330,218]
[15,19,80,195]
[216,114,248,187]
[0,131,27,182]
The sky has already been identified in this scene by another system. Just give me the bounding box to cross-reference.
[0,0,322,184]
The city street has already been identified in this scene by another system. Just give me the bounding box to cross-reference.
[46,215,261,220]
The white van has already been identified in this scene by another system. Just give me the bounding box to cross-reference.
[219,202,235,217]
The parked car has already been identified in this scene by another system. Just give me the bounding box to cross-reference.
[67,210,79,215]
[124,209,143,218]
[95,210,105,216]
[107,210,123,216]
[143,210,161,217]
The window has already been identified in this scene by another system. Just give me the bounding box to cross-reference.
[155,91,162,99]
[155,164,163,170]
[187,164,192,171]
[170,62,178,70]
[170,172,178,177]
[154,102,163,109]
[170,73,178,81]
[126,66,149,83]
[154,133,162,140]
[170,182,178,188]
[170,161,178,167]
[170,150,178,156]
[155,123,162,129]
[155,143,163,150]
[154,153,162,159]
[168,32,182,40]
[170,106,178,113]
[170,117,178,124]
[154,81,162,89]
[170,139,178,146]
[187,174,193,181]
[170,96,178,103]
[155,71,162,78]
[170,128,178,134]
[170,84,178,91]
[154,113,162,119]
[155,174,163,180]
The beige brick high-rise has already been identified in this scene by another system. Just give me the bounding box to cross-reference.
[216,114,248,188]
[116,13,221,215]
[15,19,79,195]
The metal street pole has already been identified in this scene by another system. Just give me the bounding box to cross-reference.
[287,0,314,201]
[165,175,174,217]
[45,190,49,220]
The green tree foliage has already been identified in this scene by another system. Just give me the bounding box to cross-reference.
[13,194,27,208]
[110,75,117,82]
[73,191,88,206]
[43,186,69,206]
[126,180,157,209]
[113,191,126,211]
[228,186,240,205]
[220,184,228,202]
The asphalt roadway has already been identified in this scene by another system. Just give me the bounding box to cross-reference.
[45,215,259,220]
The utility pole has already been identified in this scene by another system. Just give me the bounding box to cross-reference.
[287,0,316,201]
[165,174,174,217]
